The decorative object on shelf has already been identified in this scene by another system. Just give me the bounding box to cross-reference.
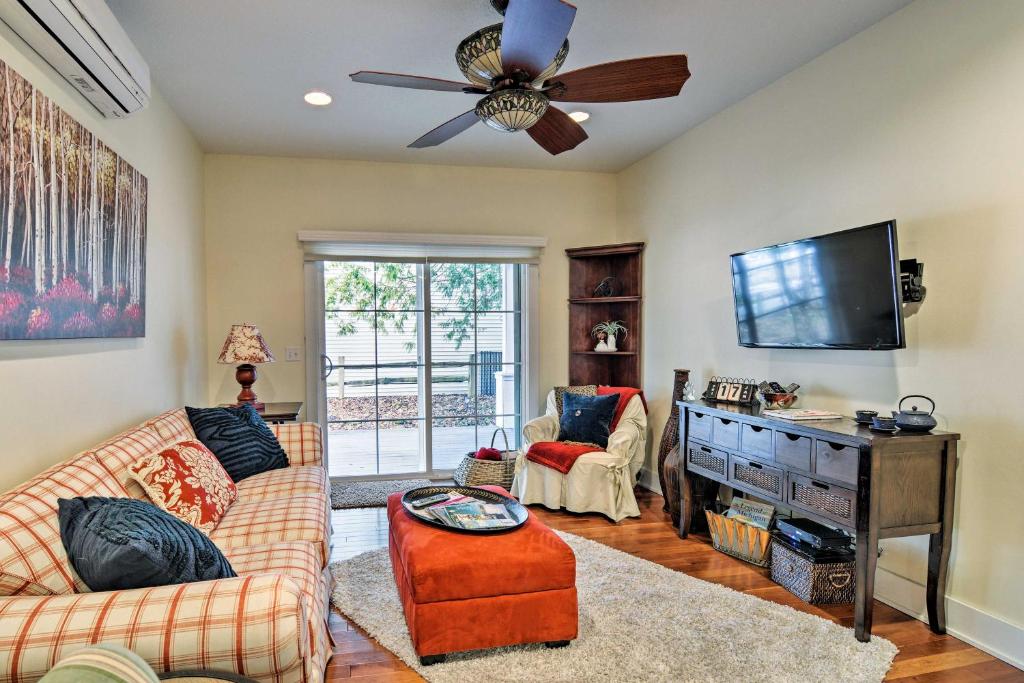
[770,535,857,604]
[702,376,758,405]
[893,395,937,433]
[683,380,696,401]
[757,379,800,409]
[657,368,691,523]
[567,242,643,387]
[592,276,619,298]
[453,428,518,489]
[855,409,878,425]
[0,58,148,341]
[591,320,627,352]
[761,392,798,409]
[218,323,275,410]
[870,415,898,432]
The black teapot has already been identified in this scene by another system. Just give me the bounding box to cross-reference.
[892,395,937,433]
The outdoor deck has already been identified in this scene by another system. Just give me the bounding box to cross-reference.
[327,425,512,477]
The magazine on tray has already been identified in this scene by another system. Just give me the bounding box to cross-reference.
[417,493,517,529]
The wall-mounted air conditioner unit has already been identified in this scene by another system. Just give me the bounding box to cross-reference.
[0,0,150,118]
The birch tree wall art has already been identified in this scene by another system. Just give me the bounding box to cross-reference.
[0,59,147,340]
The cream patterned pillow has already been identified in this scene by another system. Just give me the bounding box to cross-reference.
[128,440,237,534]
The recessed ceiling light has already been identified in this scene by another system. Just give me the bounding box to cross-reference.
[304,91,332,106]
[568,111,590,123]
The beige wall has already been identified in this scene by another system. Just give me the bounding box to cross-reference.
[618,0,1024,654]
[203,155,617,408]
[0,28,206,492]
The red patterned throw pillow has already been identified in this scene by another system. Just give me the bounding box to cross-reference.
[128,440,237,534]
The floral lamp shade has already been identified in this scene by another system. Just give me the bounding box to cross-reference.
[218,323,273,409]
[218,324,275,365]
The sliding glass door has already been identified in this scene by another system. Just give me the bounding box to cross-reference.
[316,260,523,479]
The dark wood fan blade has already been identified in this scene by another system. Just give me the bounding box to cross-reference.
[527,105,587,155]
[350,71,481,93]
[500,0,576,79]
[409,110,480,148]
[546,55,690,103]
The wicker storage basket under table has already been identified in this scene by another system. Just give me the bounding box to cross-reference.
[452,428,518,489]
[770,536,857,604]
[704,508,773,567]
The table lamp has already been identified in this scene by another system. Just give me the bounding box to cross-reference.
[218,323,275,410]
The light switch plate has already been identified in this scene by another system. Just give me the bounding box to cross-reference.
[285,346,301,362]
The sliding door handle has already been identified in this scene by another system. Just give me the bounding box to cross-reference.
[321,354,335,380]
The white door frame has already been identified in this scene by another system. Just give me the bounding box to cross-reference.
[304,259,539,481]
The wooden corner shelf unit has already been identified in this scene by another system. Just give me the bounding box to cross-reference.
[565,242,644,388]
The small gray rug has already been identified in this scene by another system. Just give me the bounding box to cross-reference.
[330,478,433,509]
[330,531,897,682]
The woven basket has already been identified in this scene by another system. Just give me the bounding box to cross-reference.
[452,428,518,489]
[770,538,856,604]
[704,509,773,567]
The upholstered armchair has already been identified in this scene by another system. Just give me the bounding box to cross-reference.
[511,389,647,522]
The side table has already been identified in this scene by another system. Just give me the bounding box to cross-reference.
[219,401,303,424]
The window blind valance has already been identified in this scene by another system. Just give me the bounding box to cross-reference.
[297,230,546,263]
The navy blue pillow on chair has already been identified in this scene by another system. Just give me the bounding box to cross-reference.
[557,392,620,449]
[58,497,236,592]
[186,404,289,482]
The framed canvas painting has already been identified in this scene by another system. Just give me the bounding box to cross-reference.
[0,59,147,340]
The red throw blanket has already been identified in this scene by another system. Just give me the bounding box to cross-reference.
[598,386,648,430]
[526,441,598,475]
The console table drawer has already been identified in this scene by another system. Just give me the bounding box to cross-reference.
[729,454,784,501]
[740,424,773,460]
[686,442,728,480]
[788,474,857,527]
[711,417,740,450]
[775,431,812,471]
[687,411,712,442]
[816,441,860,486]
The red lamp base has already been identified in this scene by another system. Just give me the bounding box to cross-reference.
[234,363,265,412]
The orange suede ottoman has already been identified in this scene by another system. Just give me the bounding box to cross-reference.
[386,485,578,665]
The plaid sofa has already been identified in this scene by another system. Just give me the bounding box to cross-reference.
[0,409,332,683]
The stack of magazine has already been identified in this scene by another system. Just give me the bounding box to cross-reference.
[414,493,518,530]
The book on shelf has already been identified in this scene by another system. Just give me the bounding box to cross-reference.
[761,408,843,421]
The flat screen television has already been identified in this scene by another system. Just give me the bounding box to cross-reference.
[731,221,905,350]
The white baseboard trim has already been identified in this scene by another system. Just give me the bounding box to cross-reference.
[872,569,1023,670]
[636,467,660,493]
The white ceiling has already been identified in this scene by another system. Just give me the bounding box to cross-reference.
[107,0,911,173]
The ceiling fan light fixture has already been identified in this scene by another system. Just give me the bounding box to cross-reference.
[568,111,590,123]
[475,89,550,133]
[455,23,569,87]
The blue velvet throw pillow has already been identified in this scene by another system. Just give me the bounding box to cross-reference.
[58,497,236,592]
[186,404,289,482]
[558,392,620,449]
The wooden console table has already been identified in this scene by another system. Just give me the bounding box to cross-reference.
[677,399,959,642]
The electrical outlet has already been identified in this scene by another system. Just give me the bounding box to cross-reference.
[285,346,301,362]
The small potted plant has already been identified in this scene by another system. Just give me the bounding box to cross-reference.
[591,320,628,352]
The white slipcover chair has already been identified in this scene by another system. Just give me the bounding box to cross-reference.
[511,389,648,522]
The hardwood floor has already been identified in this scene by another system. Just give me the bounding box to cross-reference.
[325,489,1022,682]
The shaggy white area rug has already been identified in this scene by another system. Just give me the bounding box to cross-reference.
[330,530,897,682]
[329,479,432,509]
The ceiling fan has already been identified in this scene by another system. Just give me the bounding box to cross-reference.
[350,0,690,155]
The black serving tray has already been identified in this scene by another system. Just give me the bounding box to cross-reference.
[401,485,529,534]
